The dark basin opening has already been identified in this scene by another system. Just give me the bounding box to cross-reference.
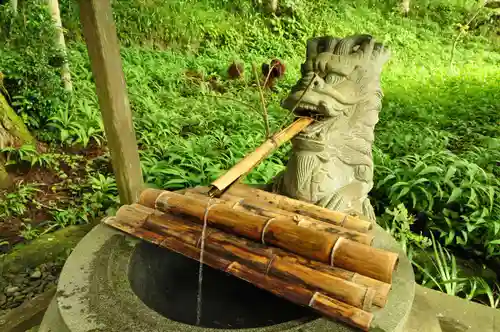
[128,241,316,329]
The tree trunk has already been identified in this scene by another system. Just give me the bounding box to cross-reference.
[0,93,34,188]
[268,0,278,14]
[10,0,18,16]
[401,0,410,16]
[47,0,73,92]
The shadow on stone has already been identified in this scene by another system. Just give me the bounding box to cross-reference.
[129,241,316,329]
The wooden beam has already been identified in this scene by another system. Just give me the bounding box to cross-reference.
[79,0,143,204]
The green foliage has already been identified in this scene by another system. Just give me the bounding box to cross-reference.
[374,150,500,258]
[0,0,69,134]
[413,232,466,296]
[1,144,57,168]
[378,204,432,261]
[0,146,118,238]
[0,182,40,218]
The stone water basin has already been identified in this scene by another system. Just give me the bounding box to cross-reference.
[38,222,415,332]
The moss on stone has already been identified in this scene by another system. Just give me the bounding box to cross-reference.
[0,223,95,276]
[0,92,33,188]
[0,93,34,147]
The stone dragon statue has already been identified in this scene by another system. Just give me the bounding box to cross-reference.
[272,34,390,224]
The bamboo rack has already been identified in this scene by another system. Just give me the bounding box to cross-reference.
[105,213,373,330]
[105,184,399,331]
[138,188,398,284]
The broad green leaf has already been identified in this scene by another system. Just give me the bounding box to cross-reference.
[396,186,411,200]
[410,177,430,186]
[445,230,455,246]
[447,187,463,203]
[494,222,500,235]
[411,191,418,208]
[377,174,396,189]
[390,182,409,196]
[417,186,434,210]
[467,188,478,207]
[418,166,443,176]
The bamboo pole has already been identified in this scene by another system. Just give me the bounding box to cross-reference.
[138,189,398,283]
[226,262,374,331]
[276,253,390,308]
[112,204,392,305]
[140,188,373,246]
[226,184,373,232]
[182,190,374,246]
[102,216,232,271]
[185,185,372,233]
[188,222,389,308]
[141,190,337,263]
[208,117,314,197]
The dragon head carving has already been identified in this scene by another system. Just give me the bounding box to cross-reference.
[273,34,390,222]
[282,34,390,119]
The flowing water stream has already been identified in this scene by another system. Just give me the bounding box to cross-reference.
[196,198,214,326]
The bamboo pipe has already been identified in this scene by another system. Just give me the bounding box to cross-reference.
[138,189,398,283]
[204,230,389,308]
[102,215,234,271]
[104,215,373,331]
[276,253,390,308]
[226,184,373,233]
[208,117,314,197]
[185,185,372,233]
[140,189,338,263]
[226,262,374,331]
[205,231,375,311]
[113,204,392,305]
[182,190,374,246]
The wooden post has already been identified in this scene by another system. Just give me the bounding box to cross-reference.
[79,0,143,204]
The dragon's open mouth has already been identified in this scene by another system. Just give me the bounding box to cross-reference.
[293,102,327,121]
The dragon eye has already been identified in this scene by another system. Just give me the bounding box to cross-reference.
[325,74,335,83]
[325,74,344,85]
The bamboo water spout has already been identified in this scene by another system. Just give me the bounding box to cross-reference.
[207,117,314,197]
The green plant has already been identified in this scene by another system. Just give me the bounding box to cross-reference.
[379,204,432,261]
[19,222,41,241]
[1,144,57,167]
[374,150,500,258]
[466,278,500,309]
[46,99,104,147]
[0,0,69,134]
[412,232,468,296]
[0,182,40,218]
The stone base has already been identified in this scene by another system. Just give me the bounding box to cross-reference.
[406,285,500,332]
[38,222,415,332]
